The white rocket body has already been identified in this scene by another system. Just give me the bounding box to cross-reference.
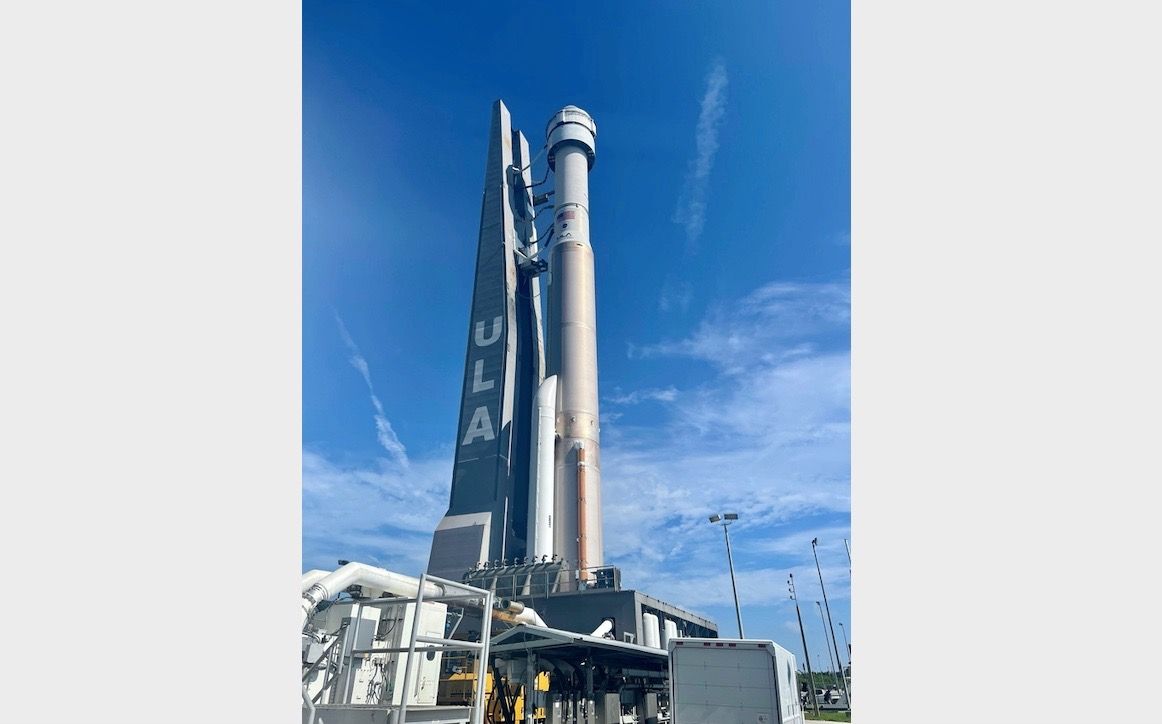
[527,375,557,559]
[542,106,603,572]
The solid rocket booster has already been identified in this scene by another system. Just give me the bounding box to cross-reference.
[545,106,603,572]
[527,375,557,559]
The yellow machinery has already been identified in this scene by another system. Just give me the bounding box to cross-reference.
[439,663,549,723]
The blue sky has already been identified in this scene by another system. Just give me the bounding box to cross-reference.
[304,1,850,670]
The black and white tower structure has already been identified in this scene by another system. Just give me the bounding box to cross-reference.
[427,102,605,581]
[426,101,547,580]
[425,100,718,646]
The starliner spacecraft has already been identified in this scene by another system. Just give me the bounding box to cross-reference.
[427,102,605,582]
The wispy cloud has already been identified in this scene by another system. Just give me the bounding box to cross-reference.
[673,59,729,250]
[602,278,850,622]
[312,282,849,649]
[605,386,679,405]
[658,277,693,313]
[633,281,850,374]
[304,316,449,573]
[303,448,450,572]
[334,313,409,468]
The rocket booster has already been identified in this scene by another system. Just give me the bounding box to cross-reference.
[429,102,608,581]
[544,106,603,572]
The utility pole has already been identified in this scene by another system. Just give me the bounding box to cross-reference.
[812,537,850,708]
[788,574,819,717]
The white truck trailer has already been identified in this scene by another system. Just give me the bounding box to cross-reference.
[668,638,805,724]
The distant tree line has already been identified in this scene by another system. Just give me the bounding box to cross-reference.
[797,671,846,688]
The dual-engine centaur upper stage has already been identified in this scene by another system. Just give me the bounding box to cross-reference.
[427,103,604,582]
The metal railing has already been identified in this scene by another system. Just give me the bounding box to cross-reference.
[302,621,347,705]
[461,563,621,600]
[401,573,493,724]
[303,574,494,724]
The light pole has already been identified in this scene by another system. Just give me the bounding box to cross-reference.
[812,537,849,707]
[837,620,851,700]
[788,574,819,717]
[838,621,850,665]
[708,513,744,638]
[816,601,837,677]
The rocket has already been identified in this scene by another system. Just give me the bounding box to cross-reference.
[538,106,603,573]
[428,102,603,581]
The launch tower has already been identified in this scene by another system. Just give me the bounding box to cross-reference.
[424,102,714,648]
[427,102,604,581]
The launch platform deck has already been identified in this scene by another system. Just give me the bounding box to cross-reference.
[304,704,471,724]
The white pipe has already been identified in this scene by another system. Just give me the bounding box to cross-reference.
[301,569,329,593]
[303,683,317,724]
[300,562,444,630]
[591,618,614,638]
[527,375,558,559]
[497,598,548,627]
[301,561,549,632]
[510,607,547,627]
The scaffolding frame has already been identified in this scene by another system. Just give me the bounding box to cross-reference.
[303,573,495,724]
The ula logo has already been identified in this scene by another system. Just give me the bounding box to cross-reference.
[461,315,502,446]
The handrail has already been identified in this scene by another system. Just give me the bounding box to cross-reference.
[302,684,317,724]
[302,566,500,722]
[302,622,348,683]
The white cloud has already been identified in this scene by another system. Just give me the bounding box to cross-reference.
[302,448,450,572]
[658,278,693,313]
[605,386,679,405]
[308,281,849,647]
[673,60,729,250]
[301,315,436,573]
[600,278,850,617]
[334,313,409,468]
[634,281,850,372]
[618,559,849,615]
[751,526,851,558]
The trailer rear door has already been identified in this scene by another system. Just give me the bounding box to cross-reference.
[670,642,779,724]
